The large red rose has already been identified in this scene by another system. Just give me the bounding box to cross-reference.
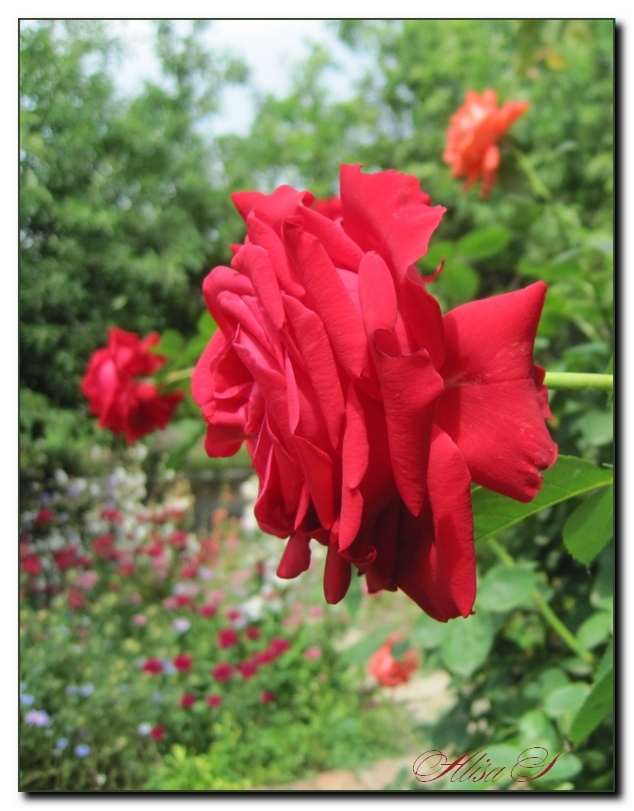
[443,89,529,198]
[192,164,556,621]
[82,328,184,445]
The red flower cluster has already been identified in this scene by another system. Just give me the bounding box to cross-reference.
[20,553,41,577]
[211,663,234,683]
[151,725,166,741]
[444,89,529,198]
[93,533,117,560]
[192,165,556,621]
[199,604,218,618]
[142,658,164,675]
[173,654,193,672]
[368,633,417,687]
[82,327,184,445]
[218,628,239,649]
[33,508,54,526]
[179,693,197,708]
[53,546,88,571]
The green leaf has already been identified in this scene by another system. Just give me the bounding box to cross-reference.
[473,456,613,544]
[153,328,185,360]
[596,639,613,682]
[576,407,613,448]
[523,667,570,702]
[457,226,512,260]
[439,261,480,303]
[391,640,409,659]
[518,709,560,752]
[440,612,494,677]
[569,667,613,747]
[165,420,206,470]
[563,484,613,565]
[517,258,581,283]
[477,563,538,613]
[419,240,455,270]
[197,309,218,338]
[544,683,590,719]
[411,611,447,649]
[340,626,395,666]
[343,573,362,621]
[576,612,612,651]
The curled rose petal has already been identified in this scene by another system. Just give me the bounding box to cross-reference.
[192,164,556,621]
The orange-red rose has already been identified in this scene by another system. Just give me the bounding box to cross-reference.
[444,89,529,198]
[369,634,417,687]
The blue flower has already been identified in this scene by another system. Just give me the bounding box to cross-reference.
[137,722,152,736]
[74,744,91,758]
[79,683,94,697]
[20,694,35,706]
[54,738,68,754]
[24,710,51,727]
[65,686,79,695]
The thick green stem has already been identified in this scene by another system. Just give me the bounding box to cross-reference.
[487,538,594,665]
[544,372,613,391]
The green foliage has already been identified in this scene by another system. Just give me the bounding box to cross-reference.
[20,20,246,408]
[473,456,613,544]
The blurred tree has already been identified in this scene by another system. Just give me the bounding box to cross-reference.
[20,20,248,407]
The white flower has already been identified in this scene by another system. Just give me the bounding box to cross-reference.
[172,618,191,633]
[54,469,69,487]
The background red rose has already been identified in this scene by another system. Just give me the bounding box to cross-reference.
[193,164,556,621]
[82,327,184,445]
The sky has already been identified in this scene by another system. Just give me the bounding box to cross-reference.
[109,19,370,135]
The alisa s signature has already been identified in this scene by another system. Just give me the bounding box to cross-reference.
[412,745,572,785]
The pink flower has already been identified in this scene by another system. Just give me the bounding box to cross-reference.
[150,725,166,740]
[218,628,239,649]
[133,614,147,626]
[260,691,275,704]
[227,609,242,622]
[304,647,322,661]
[169,530,188,549]
[163,596,180,609]
[67,587,85,610]
[206,694,222,708]
[93,533,116,559]
[74,570,99,590]
[180,693,196,708]
[245,627,261,641]
[211,663,234,683]
[128,592,142,604]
